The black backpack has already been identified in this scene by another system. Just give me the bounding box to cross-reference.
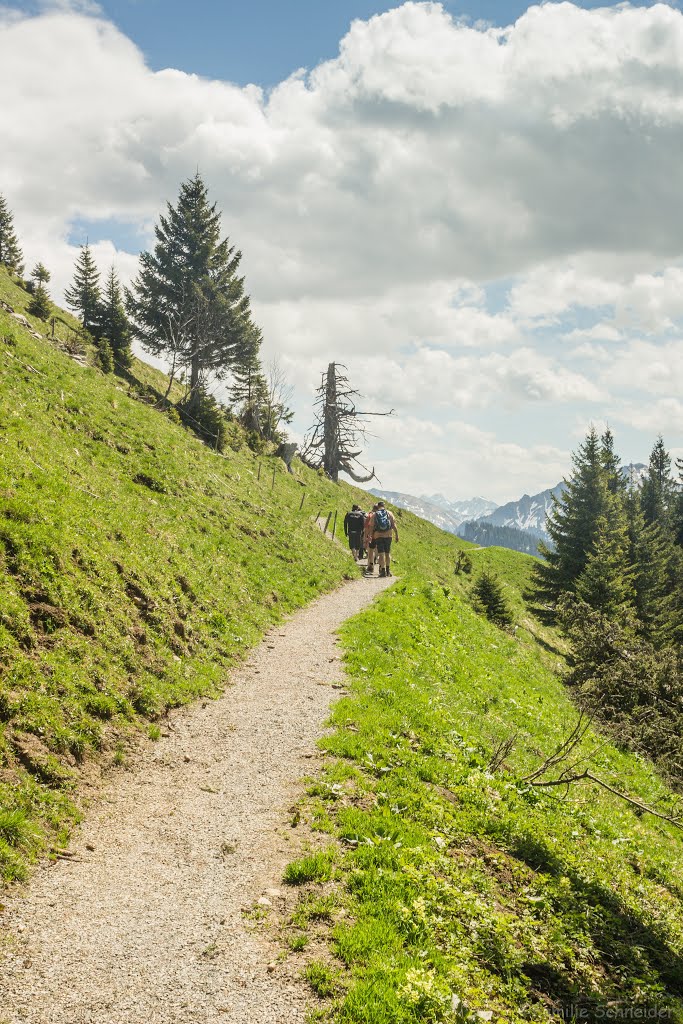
[374,508,391,532]
[347,510,365,531]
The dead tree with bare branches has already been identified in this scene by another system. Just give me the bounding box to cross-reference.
[300,362,393,483]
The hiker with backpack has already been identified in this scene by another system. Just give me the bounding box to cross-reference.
[364,504,379,572]
[344,504,366,561]
[364,501,399,578]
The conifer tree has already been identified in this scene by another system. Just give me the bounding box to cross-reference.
[27,262,52,320]
[30,262,50,286]
[674,457,683,548]
[27,282,51,321]
[128,173,258,413]
[533,427,613,606]
[600,427,625,494]
[641,436,676,528]
[630,517,681,647]
[64,243,101,333]
[99,267,132,368]
[0,194,24,276]
[229,325,264,409]
[575,503,635,622]
[472,570,513,626]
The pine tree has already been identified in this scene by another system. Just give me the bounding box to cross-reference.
[600,427,625,494]
[472,571,513,626]
[533,427,613,606]
[0,194,24,276]
[27,282,51,321]
[575,503,635,622]
[30,262,51,286]
[631,518,681,647]
[128,173,258,413]
[674,457,683,548]
[64,243,101,333]
[229,325,264,408]
[99,267,132,368]
[641,436,676,528]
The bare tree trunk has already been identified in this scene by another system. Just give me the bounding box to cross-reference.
[323,362,339,482]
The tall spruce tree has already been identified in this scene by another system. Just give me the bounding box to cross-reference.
[674,457,683,548]
[127,174,258,413]
[533,427,613,606]
[631,518,681,647]
[99,267,132,368]
[641,436,676,528]
[0,194,24,276]
[575,502,635,622]
[228,324,264,411]
[600,427,625,494]
[64,243,101,333]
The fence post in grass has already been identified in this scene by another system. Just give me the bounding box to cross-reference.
[324,511,332,534]
[271,466,276,490]
[332,509,338,539]
[257,462,262,481]
[299,492,306,512]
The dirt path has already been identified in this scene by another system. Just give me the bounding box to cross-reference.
[0,575,391,1024]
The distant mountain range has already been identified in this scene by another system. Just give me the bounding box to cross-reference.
[368,490,497,535]
[472,484,565,540]
[371,464,648,553]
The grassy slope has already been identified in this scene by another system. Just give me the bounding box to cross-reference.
[284,533,683,1020]
[4,268,683,1021]
[0,267,378,881]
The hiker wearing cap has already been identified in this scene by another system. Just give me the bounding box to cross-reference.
[344,504,366,561]
[364,501,399,578]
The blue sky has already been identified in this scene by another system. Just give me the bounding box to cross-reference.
[2,0,682,501]
[14,0,658,85]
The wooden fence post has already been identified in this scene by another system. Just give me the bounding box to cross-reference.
[332,510,338,539]
[323,512,332,534]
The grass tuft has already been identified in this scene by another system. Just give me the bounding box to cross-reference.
[284,849,335,886]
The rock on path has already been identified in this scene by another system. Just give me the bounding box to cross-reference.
[0,575,392,1024]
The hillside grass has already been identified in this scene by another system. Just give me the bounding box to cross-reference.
[284,531,683,1021]
[0,266,384,882]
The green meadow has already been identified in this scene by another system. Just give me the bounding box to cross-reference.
[0,266,364,881]
[285,543,683,1022]
[2,266,683,1023]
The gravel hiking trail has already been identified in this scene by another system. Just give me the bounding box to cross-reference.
[0,575,392,1024]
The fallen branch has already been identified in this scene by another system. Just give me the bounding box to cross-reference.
[526,770,683,832]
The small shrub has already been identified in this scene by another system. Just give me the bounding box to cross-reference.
[454,551,473,575]
[97,337,114,374]
[471,570,513,626]
[180,390,229,452]
[28,284,51,321]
